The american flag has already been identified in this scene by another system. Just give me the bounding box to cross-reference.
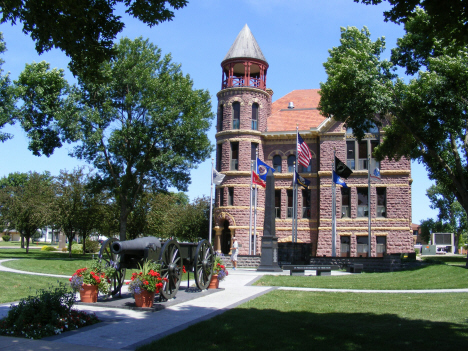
[297,133,312,168]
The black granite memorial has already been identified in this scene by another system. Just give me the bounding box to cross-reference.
[257,169,283,272]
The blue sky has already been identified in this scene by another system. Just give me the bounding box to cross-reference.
[0,0,437,224]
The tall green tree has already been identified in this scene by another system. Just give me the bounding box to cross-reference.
[62,37,213,241]
[0,33,17,143]
[0,172,54,253]
[53,168,88,257]
[319,10,468,219]
[0,0,188,80]
[426,183,468,253]
[419,218,451,244]
[355,0,468,47]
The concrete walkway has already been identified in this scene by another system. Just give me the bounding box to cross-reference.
[1,259,468,351]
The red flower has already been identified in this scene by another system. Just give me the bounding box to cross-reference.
[144,281,149,285]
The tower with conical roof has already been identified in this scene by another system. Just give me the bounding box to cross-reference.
[213,24,272,256]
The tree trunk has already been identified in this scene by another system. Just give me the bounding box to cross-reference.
[20,233,24,248]
[25,236,30,254]
[119,199,129,241]
[82,235,86,255]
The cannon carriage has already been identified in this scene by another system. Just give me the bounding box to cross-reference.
[99,237,215,300]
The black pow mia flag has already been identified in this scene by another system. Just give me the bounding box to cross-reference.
[335,156,353,179]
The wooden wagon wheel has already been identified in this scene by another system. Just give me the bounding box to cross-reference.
[159,239,182,300]
[194,239,214,290]
[99,238,126,296]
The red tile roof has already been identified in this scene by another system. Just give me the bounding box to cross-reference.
[267,89,326,132]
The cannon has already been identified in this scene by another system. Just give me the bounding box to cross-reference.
[99,237,215,300]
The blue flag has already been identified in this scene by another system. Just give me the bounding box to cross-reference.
[295,172,311,189]
[332,171,348,188]
[257,158,275,181]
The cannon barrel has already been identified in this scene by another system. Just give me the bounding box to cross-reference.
[111,237,161,255]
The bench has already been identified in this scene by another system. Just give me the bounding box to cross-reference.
[347,264,363,273]
[282,265,339,276]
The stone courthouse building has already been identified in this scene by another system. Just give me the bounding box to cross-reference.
[213,25,413,258]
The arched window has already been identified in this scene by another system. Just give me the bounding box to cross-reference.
[232,102,240,129]
[251,103,258,130]
[287,155,296,172]
[273,155,282,173]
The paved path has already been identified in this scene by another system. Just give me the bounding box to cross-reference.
[1,258,468,350]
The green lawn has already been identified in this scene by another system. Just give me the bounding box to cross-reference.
[422,255,467,266]
[254,264,468,290]
[0,271,70,304]
[137,290,468,351]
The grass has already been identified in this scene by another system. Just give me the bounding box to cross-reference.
[254,264,468,290]
[0,241,55,247]
[422,255,467,266]
[137,290,468,351]
[0,271,69,304]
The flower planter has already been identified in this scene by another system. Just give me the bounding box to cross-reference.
[134,290,156,308]
[80,284,98,303]
[208,274,219,289]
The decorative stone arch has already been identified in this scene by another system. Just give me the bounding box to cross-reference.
[284,149,296,157]
[248,97,263,108]
[215,211,237,227]
[214,212,236,254]
[267,150,285,160]
[228,96,245,106]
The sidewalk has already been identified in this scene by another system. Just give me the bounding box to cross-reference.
[0,263,284,351]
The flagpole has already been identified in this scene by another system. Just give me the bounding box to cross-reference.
[368,151,371,258]
[209,158,214,244]
[295,126,299,243]
[254,149,259,255]
[332,150,336,257]
[249,160,253,255]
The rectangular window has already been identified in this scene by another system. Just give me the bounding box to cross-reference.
[346,140,355,170]
[233,102,240,129]
[376,236,386,257]
[231,142,239,171]
[287,189,293,218]
[358,141,368,170]
[357,236,368,257]
[275,190,281,218]
[340,236,350,257]
[220,188,225,206]
[341,187,350,218]
[217,144,222,171]
[218,105,223,132]
[302,189,311,218]
[251,143,258,161]
[252,103,258,130]
[357,188,368,217]
[376,187,386,217]
[228,187,234,206]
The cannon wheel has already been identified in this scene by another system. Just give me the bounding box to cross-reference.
[99,238,126,296]
[159,239,182,300]
[194,240,215,290]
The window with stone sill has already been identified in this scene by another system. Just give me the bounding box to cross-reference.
[218,104,223,132]
[230,142,239,171]
[346,125,379,171]
[252,103,258,130]
[275,190,281,219]
[357,187,368,217]
[287,189,293,218]
[302,189,311,218]
[232,102,240,130]
[273,155,282,173]
[287,155,296,173]
[356,236,368,257]
[377,187,386,218]
[228,187,234,206]
[341,187,350,218]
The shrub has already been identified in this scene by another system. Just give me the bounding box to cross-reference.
[61,247,68,252]
[0,283,99,339]
[71,243,83,254]
[41,246,56,251]
[2,235,10,242]
[85,239,100,253]
[415,248,420,255]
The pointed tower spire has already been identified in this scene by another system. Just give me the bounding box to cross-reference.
[223,24,267,63]
[221,24,269,91]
